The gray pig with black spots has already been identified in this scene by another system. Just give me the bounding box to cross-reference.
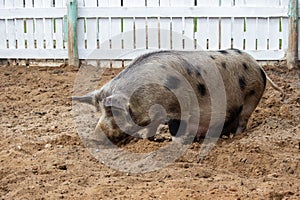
[73,49,283,144]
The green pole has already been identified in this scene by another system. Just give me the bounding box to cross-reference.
[67,0,79,67]
[287,0,299,70]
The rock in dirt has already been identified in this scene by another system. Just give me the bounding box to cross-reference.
[45,144,52,149]
[58,164,67,170]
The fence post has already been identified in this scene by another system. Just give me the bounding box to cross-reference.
[287,0,299,70]
[67,0,79,67]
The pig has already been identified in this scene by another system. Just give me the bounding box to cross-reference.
[72,49,284,145]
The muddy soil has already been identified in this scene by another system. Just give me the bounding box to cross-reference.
[0,62,299,199]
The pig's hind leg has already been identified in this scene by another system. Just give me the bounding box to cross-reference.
[221,105,243,135]
[235,94,262,135]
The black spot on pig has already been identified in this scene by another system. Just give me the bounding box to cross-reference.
[260,68,267,86]
[249,90,255,96]
[184,64,196,76]
[197,83,206,96]
[195,69,201,77]
[239,76,247,91]
[242,63,249,71]
[221,62,227,69]
[232,48,243,54]
[210,55,216,60]
[186,67,192,76]
[185,65,201,77]
[165,76,181,89]
[219,50,229,55]
[168,119,187,137]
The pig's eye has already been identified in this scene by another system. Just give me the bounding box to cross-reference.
[105,107,113,117]
[105,107,121,117]
[128,107,133,118]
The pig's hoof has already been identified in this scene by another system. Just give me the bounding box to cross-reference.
[147,136,155,141]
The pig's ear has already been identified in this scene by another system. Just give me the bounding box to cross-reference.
[103,94,129,111]
[72,95,94,105]
[71,90,101,106]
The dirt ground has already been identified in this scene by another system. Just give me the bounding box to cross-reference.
[0,61,299,200]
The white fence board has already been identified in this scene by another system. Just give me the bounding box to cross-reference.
[197,0,219,6]
[98,18,110,49]
[35,18,44,49]
[16,19,25,49]
[208,18,220,50]
[44,0,53,8]
[6,19,16,49]
[159,18,171,49]
[14,0,22,8]
[135,18,147,49]
[85,0,97,7]
[221,0,233,7]
[54,0,66,49]
[34,1,45,49]
[281,17,289,51]
[123,18,134,49]
[196,18,209,50]
[147,18,159,49]
[232,18,244,50]
[159,0,170,7]
[111,18,122,49]
[78,18,86,49]
[55,0,65,8]
[5,0,13,8]
[170,0,194,6]
[26,19,34,49]
[183,18,195,50]
[234,0,246,6]
[257,18,268,50]
[0,0,4,7]
[157,0,170,50]
[34,1,42,49]
[172,17,183,50]
[25,0,32,7]
[108,0,122,66]
[78,0,85,7]
[44,19,54,49]
[98,0,109,7]
[269,18,280,50]
[220,18,232,49]
[55,18,64,49]
[245,18,257,50]
[246,0,271,6]
[123,0,144,7]
[0,19,6,48]
[5,0,15,50]
[147,0,159,7]
[86,18,98,49]
[0,0,294,61]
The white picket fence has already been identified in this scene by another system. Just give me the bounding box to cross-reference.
[0,0,296,63]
